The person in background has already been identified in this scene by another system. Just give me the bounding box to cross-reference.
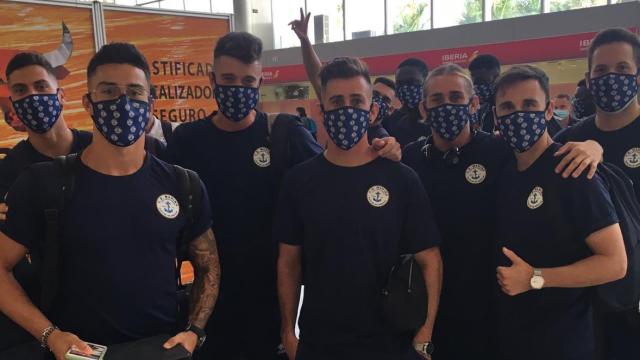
[554,27,640,359]
[369,77,395,143]
[289,9,404,152]
[469,54,501,132]
[276,56,442,360]
[295,107,317,140]
[553,93,573,126]
[494,64,626,360]
[145,85,179,147]
[569,79,597,126]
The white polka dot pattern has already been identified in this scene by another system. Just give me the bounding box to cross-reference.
[214,85,259,122]
[589,73,638,113]
[496,111,547,153]
[323,107,370,150]
[427,103,472,141]
[12,92,62,134]
[91,95,149,147]
[396,84,423,109]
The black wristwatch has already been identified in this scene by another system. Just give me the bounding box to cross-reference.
[415,341,435,357]
[185,324,207,350]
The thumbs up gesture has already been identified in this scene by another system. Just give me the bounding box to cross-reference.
[497,247,534,296]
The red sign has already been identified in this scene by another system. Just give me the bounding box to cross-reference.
[262,28,637,85]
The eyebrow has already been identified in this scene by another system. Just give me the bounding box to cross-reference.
[329,94,345,103]
[242,75,258,82]
[498,101,514,108]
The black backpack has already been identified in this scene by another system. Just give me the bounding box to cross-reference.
[267,113,305,186]
[381,254,428,332]
[0,153,203,353]
[594,163,640,313]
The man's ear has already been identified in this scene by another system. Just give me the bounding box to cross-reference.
[57,87,66,106]
[369,101,379,125]
[545,100,555,121]
[419,99,427,121]
[209,71,216,89]
[470,95,480,114]
[82,93,93,116]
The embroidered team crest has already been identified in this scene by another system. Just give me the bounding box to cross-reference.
[367,186,390,207]
[253,147,271,167]
[623,148,640,169]
[465,164,487,184]
[156,194,180,219]
[527,186,544,210]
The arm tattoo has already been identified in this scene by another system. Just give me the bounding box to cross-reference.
[187,229,220,329]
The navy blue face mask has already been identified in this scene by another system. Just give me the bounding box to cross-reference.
[90,94,149,147]
[214,85,260,122]
[11,91,63,134]
[496,110,547,153]
[323,106,370,150]
[396,84,423,109]
[372,94,390,123]
[427,103,472,141]
[589,72,639,113]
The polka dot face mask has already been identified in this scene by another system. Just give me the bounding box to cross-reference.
[90,94,149,147]
[427,103,472,141]
[11,91,62,134]
[589,72,639,113]
[214,85,260,122]
[396,84,423,109]
[323,106,370,151]
[496,111,547,153]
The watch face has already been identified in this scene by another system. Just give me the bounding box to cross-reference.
[426,342,435,355]
[531,276,545,289]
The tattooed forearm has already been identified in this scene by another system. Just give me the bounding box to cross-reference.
[188,229,220,329]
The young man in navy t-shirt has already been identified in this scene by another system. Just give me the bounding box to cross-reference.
[0,43,219,359]
[554,27,640,360]
[275,57,443,360]
[167,31,401,360]
[493,65,627,360]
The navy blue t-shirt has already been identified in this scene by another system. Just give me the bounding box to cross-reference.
[367,124,390,144]
[402,131,512,357]
[166,111,321,292]
[3,154,212,345]
[495,143,618,360]
[555,115,640,203]
[274,155,441,345]
[0,129,92,199]
[384,108,431,147]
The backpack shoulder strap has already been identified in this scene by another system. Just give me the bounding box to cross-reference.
[40,153,78,313]
[161,120,175,145]
[173,165,203,284]
[267,113,300,183]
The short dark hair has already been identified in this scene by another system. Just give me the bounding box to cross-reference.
[6,52,56,81]
[296,107,307,117]
[468,54,501,72]
[374,77,396,91]
[588,28,640,71]
[577,79,587,87]
[87,42,151,82]
[319,57,371,89]
[495,65,550,103]
[397,58,428,78]
[214,32,263,64]
[150,84,157,99]
[555,93,572,101]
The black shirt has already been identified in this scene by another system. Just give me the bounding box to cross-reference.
[384,107,431,147]
[0,129,92,199]
[402,132,513,356]
[555,115,640,203]
[367,124,389,144]
[495,143,618,360]
[478,102,496,133]
[3,154,212,345]
[547,117,564,138]
[274,155,441,345]
[166,111,322,288]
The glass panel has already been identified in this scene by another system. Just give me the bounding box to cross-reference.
[488,0,542,20]
[160,0,185,11]
[307,0,345,44]
[387,0,431,35]
[212,0,234,13]
[272,0,306,49]
[114,0,137,5]
[549,0,607,12]
[184,0,211,12]
[345,0,385,40]
[434,0,482,28]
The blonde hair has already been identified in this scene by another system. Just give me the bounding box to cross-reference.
[423,63,474,98]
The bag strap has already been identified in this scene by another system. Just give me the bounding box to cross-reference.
[161,120,175,146]
[173,165,203,286]
[40,154,78,313]
[267,113,297,184]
